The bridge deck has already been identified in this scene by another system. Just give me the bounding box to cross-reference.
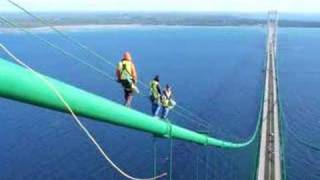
[257,13,282,180]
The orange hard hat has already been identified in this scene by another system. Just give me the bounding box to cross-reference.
[123,52,132,61]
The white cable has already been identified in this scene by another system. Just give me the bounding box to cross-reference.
[0,43,167,180]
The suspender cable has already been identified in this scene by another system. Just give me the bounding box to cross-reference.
[153,137,158,178]
[195,147,199,180]
[167,121,174,180]
[205,148,209,180]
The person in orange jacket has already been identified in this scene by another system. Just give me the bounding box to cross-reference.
[116,52,138,107]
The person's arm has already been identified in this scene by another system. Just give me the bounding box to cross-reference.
[168,90,173,99]
[131,63,137,83]
[157,84,161,95]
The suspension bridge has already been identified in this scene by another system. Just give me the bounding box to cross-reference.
[0,1,285,179]
[257,11,282,180]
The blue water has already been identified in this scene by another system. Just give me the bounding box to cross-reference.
[278,28,320,180]
[0,26,266,179]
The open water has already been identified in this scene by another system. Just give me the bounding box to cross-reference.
[3,25,313,180]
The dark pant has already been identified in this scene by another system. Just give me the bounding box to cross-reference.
[151,101,161,117]
[119,79,133,107]
[124,89,133,107]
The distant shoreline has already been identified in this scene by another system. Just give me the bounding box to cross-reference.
[1,23,320,34]
[0,24,267,33]
[1,12,320,30]
[0,24,140,33]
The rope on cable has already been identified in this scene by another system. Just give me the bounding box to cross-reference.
[0,43,167,180]
[4,0,215,130]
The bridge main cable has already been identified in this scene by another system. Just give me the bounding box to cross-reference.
[0,56,260,149]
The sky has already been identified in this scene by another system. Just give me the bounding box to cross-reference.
[0,0,319,13]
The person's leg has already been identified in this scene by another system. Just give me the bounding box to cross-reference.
[126,95,133,107]
[152,102,161,117]
[164,108,170,119]
[160,107,165,119]
[124,90,133,107]
[161,107,170,119]
[123,89,127,105]
[154,102,161,117]
[152,102,157,115]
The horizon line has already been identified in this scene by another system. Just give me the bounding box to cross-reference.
[1,10,320,15]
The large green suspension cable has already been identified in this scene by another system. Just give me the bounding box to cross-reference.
[0,57,264,148]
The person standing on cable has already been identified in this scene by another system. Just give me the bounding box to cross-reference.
[150,75,162,117]
[116,52,138,107]
[161,84,176,119]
